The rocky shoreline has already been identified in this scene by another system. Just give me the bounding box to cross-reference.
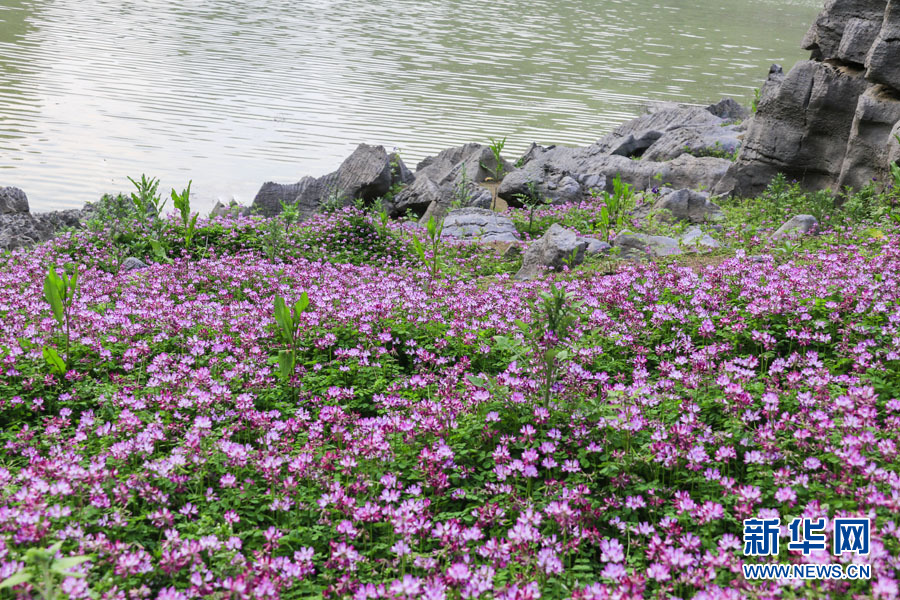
[3,0,899,252]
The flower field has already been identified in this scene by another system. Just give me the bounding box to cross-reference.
[1,201,899,599]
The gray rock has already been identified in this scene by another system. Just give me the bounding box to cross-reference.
[864,1,900,91]
[889,121,900,166]
[653,189,724,223]
[838,17,884,64]
[440,208,519,244]
[581,237,612,256]
[594,105,725,158]
[0,187,29,215]
[680,226,722,250]
[707,98,751,122]
[250,144,412,218]
[120,257,149,272]
[0,208,83,251]
[772,215,819,239]
[726,1,900,198]
[500,144,732,205]
[641,125,742,162]
[836,85,900,189]
[210,199,243,218]
[612,231,682,260]
[727,60,871,197]
[801,0,887,62]
[514,224,588,281]
[391,143,512,220]
[418,182,493,225]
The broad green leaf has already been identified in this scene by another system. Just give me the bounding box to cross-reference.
[43,345,66,374]
[0,570,31,588]
[466,375,486,387]
[273,297,293,343]
[44,271,65,326]
[296,291,310,313]
[278,350,294,380]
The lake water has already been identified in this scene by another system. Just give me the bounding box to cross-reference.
[1,0,821,213]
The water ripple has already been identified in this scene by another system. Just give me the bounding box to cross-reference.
[0,0,819,212]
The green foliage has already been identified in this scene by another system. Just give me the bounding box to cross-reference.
[450,164,472,210]
[321,185,345,214]
[273,292,311,394]
[594,174,635,241]
[512,181,547,234]
[481,137,507,181]
[0,541,94,599]
[751,87,761,113]
[171,181,199,250]
[684,141,738,161]
[411,215,444,286]
[43,265,78,373]
[383,152,407,201]
[495,283,582,408]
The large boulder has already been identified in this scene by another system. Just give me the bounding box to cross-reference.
[772,215,819,239]
[497,99,746,206]
[0,186,29,215]
[595,101,745,162]
[727,61,871,196]
[865,0,900,91]
[801,0,888,62]
[250,144,413,218]
[612,231,682,260]
[680,226,722,250]
[500,145,733,205]
[440,208,519,244]
[836,85,900,189]
[652,189,724,223]
[727,0,900,197]
[0,208,83,251]
[513,224,588,281]
[389,143,512,220]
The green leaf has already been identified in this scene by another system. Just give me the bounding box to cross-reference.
[296,291,310,314]
[43,345,66,374]
[68,267,79,296]
[273,296,293,343]
[51,555,92,576]
[0,570,31,588]
[44,268,65,326]
[278,350,294,381]
[466,375,486,387]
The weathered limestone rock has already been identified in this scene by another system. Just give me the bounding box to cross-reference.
[612,231,682,260]
[0,186,29,215]
[251,144,412,218]
[801,0,887,62]
[865,0,900,90]
[653,189,724,223]
[595,102,744,162]
[440,208,519,244]
[209,199,244,218]
[772,215,819,239]
[389,143,512,219]
[500,145,732,206]
[680,226,722,250]
[728,61,871,196]
[121,257,149,272]
[727,0,900,198]
[837,85,900,189]
[0,187,84,251]
[514,224,588,281]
